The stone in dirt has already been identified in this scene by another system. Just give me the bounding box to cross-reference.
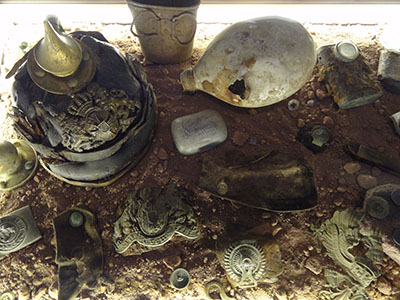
[163,255,182,270]
[305,257,322,275]
[157,148,169,160]
[356,174,378,189]
[376,276,392,296]
[344,162,361,174]
[232,131,249,146]
[322,116,334,128]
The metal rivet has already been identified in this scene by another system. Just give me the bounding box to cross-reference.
[170,268,190,289]
[67,78,78,88]
[69,211,84,227]
[35,69,46,78]
[366,196,390,220]
[217,180,228,196]
[288,99,300,111]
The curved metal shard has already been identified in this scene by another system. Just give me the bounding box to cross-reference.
[198,151,317,212]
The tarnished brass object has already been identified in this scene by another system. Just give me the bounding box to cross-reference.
[198,151,317,212]
[345,142,400,176]
[126,0,200,64]
[113,184,200,254]
[170,268,190,289]
[0,292,16,300]
[313,208,383,300]
[317,41,382,109]
[216,230,283,289]
[26,18,95,95]
[205,281,234,300]
[0,140,38,191]
[53,207,103,300]
[0,206,42,259]
[35,20,82,77]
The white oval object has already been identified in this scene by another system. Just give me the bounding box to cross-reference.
[181,16,316,108]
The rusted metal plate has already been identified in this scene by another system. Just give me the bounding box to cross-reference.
[198,150,317,212]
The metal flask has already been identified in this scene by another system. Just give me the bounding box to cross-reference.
[181,16,316,108]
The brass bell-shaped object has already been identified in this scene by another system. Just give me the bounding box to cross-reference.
[0,140,38,191]
[34,20,82,77]
[26,16,96,95]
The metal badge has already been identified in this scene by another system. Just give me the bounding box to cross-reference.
[113,184,200,254]
[296,123,332,153]
[313,208,382,300]
[223,240,266,289]
[0,206,41,258]
[170,268,190,289]
[53,207,103,300]
[171,110,227,155]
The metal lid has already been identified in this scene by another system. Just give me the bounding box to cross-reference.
[170,268,190,289]
[334,41,359,63]
[365,195,390,220]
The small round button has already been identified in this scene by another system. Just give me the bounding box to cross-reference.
[334,41,359,63]
[69,211,84,227]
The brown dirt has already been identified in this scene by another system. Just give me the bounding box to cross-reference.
[0,21,400,300]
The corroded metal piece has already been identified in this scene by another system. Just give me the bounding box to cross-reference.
[364,196,390,220]
[53,207,103,300]
[317,42,382,109]
[170,268,190,289]
[113,184,200,253]
[345,143,400,176]
[171,110,227,155]
[223,240,266,289]
[0,206,41,258]
[0,140,38,191]
[313,208,383,300]
[296,123,332,153]
[378,50,400,94]
[126,0,200,64]
[205,281,235,300]
[181,16,316,108]
[198,151,317,212]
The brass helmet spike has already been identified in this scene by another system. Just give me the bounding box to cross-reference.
[34,19,82,77]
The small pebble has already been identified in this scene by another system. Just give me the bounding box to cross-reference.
[338,178,346,185]
[212,234,218,240]
[322,116,334,128]
[297,119,305,128]
[262,212,272,219]
[344,162,361,175]
[33,176,40,183]
[316,89,327,100]
[306,100,315,107]
[376,276,392,296]
[337,186,346,193]
[248,109,257,115]
[356,174,378,190]
[307,90,315,99]
[316,211,324,217]
[371,167,382,177]
[157,148,169,160]
[232,131,249,146]
[130,170,139,177]
[305,257,322,275]
[160,111,165,118]
[163,255,181,270]
[334,198,344,206]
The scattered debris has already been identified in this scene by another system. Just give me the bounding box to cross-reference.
[343,161,361,175]
[232,131,249,147]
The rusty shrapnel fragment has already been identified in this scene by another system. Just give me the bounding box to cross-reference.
[312,208,383,300]
[53,207,103,300]
[317,41,383,109]
[0,206,41,259]
[198,151,317,212]
[345,143,400,176]
[181,16,316,108]
[296,123,332,153]
[7,16,157,186]
[113,184,200,254]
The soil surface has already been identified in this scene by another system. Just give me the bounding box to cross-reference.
[0,20,400,300]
